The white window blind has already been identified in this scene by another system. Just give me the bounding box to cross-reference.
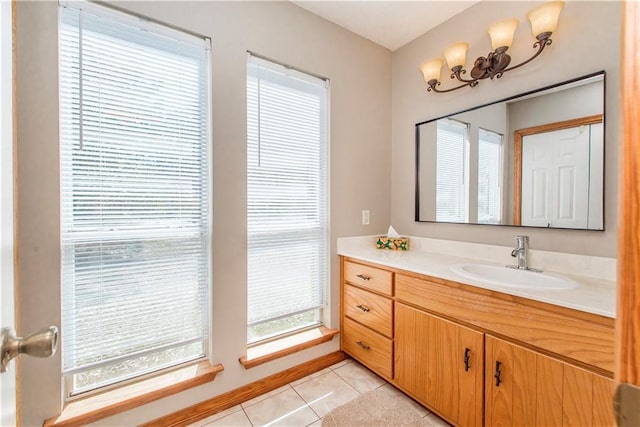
[436,119,469,223]
[477,128,503,224]
[59,3,210,395]
[246,54,328,344]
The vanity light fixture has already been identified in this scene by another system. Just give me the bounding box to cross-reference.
[421,1,564,93]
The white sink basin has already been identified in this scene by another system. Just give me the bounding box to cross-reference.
[450,263,578,290]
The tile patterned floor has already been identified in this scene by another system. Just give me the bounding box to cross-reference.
[189,358,450,427]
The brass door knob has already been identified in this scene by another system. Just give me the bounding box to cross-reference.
[0,326,58,372]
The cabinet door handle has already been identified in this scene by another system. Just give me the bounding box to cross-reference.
[356,341,370,350]
[356,304,371,312]
[356,274,371,281]
[463,347,471,372]
[494,361,502,387]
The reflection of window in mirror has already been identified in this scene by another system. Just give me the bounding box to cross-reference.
[477,128,503,224]
[436,118,469,222]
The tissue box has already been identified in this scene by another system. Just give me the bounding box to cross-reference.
[376,236,409,251]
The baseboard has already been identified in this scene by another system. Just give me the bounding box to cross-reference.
[140,350,347,427]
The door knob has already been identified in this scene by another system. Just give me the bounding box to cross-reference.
[0,326,58,372]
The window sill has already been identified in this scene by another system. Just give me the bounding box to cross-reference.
[239,326,339,369]
[44,360,224,427]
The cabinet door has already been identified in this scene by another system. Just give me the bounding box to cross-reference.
[395,303,483,426]
[485,335,615,427]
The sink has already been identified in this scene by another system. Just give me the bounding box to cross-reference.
[450,263,578,290]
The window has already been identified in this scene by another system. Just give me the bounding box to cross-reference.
[59,3,210,396]
[436,118,469,222]
[246,54,328,344]
[477,128,503,224]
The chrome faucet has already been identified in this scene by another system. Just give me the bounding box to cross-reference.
[510,235,530,270]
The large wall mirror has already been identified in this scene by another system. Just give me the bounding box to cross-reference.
[415,71,605,230]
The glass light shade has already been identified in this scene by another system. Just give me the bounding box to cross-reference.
[420,58,443,83]
[527,1,564,37]
[443,42,469,70]
[488,18,519,50]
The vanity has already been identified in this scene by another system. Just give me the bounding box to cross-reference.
[338,236,616,427]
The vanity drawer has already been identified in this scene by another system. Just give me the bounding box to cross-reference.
[342,317,393,378]
[344,260,393,296]
[344,285,392,337]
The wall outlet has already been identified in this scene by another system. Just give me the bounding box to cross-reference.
[361,209,370,225]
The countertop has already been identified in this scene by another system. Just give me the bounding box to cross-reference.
[337,236,616,318]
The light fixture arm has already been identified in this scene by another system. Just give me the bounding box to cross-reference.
[501,32,552,74]
[426,79,473,93]
[430,33,554,92]
[421,1,564,94]
[450,66,477,84]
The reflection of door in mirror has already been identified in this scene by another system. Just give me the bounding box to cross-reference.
[514,115,604,229]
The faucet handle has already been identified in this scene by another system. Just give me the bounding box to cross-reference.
[515,235,529,242]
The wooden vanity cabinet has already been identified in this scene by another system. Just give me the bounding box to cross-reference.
[341,260,394,379]
[339,257,616,427]
[395,302,484,427]
[485,335,615,427]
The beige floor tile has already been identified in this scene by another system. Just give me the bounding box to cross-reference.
[290,367,332,387]
[328,358,353,371]
[202,409,252,427]
[187,405,244,426]
[241,384,291,408]
[424,412,452,426]
[376,383,430,418]
[305,419,323,427]
[244,387,319,427]
[333,362,385,393]
[292,370,360,418]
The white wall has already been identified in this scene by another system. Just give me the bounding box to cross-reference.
[16,2,391,425]
[391,1,620,257]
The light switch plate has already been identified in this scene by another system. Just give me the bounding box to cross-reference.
[361,210,370,225]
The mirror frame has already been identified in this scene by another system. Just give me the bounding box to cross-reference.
[415,70,606,229]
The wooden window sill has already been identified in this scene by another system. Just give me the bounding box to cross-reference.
[44,360,224,427]
[239,326,339,369]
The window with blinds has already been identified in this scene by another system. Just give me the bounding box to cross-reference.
[246,54,328,344]
[436,118,469,223]
[59,3,210,396]
[477,128,503,224]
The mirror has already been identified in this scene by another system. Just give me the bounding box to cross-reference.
[416,71,605,230]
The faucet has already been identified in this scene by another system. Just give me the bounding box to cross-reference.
[510,235,530,270]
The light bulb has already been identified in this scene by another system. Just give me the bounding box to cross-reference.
[420,58,443,83]
[443,42,469,70]
[488,18,519,50]
[528,1,564,38]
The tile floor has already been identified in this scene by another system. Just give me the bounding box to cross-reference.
[189,358,450,427]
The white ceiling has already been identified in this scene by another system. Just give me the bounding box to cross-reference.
[292,1,480,51]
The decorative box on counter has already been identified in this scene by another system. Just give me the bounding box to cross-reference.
[376,236,409,251]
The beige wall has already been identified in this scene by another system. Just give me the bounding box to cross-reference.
[391,1,621,257]
[17,1,623,424]
[16,2,391,425]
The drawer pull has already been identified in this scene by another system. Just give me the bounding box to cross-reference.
[356,341,370,350]
[356,304,371,312]
[494,361,502,387]
[464,347,471,372]
[356,274,371,281]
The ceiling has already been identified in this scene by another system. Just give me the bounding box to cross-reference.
[291,1,480,51]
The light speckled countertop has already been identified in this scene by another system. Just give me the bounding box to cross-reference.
[337,236,616,318]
